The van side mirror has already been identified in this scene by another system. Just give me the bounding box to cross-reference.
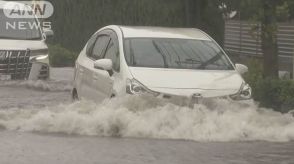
[235,64,248,75]
[43,29,54,38]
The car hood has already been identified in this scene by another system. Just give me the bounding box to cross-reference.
[129,67,244,97]
[0,39,47,50]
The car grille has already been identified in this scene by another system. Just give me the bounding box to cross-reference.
[0,50,32,80]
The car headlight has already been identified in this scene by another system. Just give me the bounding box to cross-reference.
[30,49,49,56]
[230,83,252,100]
[35,55,49,60]
[29,49,49,61]
[126,79,159,96]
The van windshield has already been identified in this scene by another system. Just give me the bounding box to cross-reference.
[0,9,42,40]
[124,38,234,70]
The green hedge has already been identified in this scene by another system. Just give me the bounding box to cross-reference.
[254,79,294,113]
[49,44,78,67]
[244,59,294,113]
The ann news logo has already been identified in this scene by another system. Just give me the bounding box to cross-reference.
[3,1,54,19]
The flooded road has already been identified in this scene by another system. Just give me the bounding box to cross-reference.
[0,68,293,164]
[0,131,294,164]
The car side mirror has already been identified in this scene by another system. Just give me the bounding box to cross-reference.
[235,64,248,75]
[43,29,54,38]
[94,59,113,71]
[94,59,113,76]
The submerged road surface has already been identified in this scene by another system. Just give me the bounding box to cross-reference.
[0,131,294,164]
[0,68,293,164]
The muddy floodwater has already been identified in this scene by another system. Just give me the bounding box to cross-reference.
[0,68,293,164]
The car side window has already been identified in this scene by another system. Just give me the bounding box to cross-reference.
[91,35,110,60]
[86,33,98,56]
[104,39,120,72]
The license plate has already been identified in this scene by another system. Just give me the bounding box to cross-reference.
[189,94,204,108]
[0,75,11,80]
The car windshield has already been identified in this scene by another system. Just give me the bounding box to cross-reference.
[0,9,42,40]
[124,38,234,70]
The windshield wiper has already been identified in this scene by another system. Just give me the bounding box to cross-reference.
[197,52,222,69]
[176,58,201,65]
[186,58,201,63]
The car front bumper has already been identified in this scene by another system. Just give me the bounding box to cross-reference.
[152,91,252,107]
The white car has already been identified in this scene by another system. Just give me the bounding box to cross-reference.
[73,26,251,104]
[0,1,53,80]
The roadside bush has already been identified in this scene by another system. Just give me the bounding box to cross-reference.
[244,59,294,113]
[254,78,294,113]
[49,44,78,67]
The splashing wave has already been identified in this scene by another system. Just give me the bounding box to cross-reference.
[0,95,293,142]
[0,80,72,92]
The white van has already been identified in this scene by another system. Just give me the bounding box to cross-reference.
[0,1,53,80]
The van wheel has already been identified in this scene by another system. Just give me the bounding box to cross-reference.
[72,89,79,102]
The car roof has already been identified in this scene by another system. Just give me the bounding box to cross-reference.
[118,26,211,40]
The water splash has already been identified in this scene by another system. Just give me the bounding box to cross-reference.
[0,80,72,92]
[0,95,293,142]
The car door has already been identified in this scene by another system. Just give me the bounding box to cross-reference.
[91,32,120,101]
[75,32,97,99]
[79,31,111,100]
